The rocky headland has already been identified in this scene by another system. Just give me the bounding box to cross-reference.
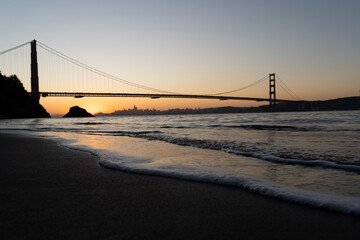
[0,73,50,119]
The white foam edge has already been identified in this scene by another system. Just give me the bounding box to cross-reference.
[9,127,359,173]
[30,131,360,216]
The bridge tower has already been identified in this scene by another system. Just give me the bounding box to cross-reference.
[269,73,276,110]
[31,40,40,103]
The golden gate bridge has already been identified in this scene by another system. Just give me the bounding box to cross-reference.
[0,40,301,108]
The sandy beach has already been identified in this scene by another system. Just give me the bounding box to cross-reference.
[0,131,359,240]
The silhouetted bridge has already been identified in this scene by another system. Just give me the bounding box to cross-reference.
[40,92,281,102]
[1,40,300,107]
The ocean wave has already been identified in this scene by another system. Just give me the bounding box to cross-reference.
[46,136,360,216]
[226,150,360,172]
[5,127,358,172]
[100,157,360,216]
[159,124,314,132]
[160,125,189,129]
[98,130,163,135]
[210,124,310,131]
[209,124,359,132]
[96,132,360,172]
[74,122,110,125]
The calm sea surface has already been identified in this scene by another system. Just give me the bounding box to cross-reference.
[1,111,360,215]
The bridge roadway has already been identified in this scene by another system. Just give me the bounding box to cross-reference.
[39,92,296,102]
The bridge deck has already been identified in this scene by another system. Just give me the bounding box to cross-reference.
[38,92,296,102]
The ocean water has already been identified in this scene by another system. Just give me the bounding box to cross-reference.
[1,111,360,215]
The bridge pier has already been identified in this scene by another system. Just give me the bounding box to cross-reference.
[31,40,40,103]
[269,73,276,110]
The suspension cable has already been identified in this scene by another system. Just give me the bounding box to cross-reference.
[207,75,268,95]
[37,41,180,94]
[37,41,273,97]
[0,41,31,55]
[275,74,301,100]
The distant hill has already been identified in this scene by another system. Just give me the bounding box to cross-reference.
[0,73,50,119]
[255,97,360,112]
[96,96,360,116]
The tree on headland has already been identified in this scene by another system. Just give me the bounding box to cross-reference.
[0,72,50,119]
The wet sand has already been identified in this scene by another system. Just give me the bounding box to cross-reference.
[0,131,359,239]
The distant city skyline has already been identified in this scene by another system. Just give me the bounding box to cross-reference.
[1,0,359,114]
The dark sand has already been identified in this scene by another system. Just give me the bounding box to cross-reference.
[0,132,359,240]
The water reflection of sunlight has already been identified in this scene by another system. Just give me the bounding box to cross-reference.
[40,131,360,198]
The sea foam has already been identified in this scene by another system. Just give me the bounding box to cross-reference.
[39,133,360,216]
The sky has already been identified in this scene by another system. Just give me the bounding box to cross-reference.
[1,0,359,115]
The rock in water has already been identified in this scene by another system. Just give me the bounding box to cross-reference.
[0,73,50,119]
[63,106,94,117]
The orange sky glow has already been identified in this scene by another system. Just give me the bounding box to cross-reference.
[1,1,359,116]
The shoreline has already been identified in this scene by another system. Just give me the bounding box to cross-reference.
[1,131,359,239]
